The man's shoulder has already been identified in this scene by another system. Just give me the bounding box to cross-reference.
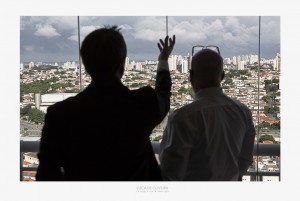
[170,102,197,120]
[228,95,251,111]
[130,85,156,102]
[46,95,79,114]
[130,85,154,95]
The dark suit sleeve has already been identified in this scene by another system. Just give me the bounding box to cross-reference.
[36,106,64,181]
[154,61,171,122]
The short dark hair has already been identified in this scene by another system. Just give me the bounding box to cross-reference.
[80,25,127,79]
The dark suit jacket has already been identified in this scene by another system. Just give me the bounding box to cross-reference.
[36,70,171,181]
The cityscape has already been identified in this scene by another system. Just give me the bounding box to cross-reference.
[20,52,280,181]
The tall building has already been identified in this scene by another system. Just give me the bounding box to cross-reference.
[181,59,188,73]
[232,56,237,65]
[135,62,142,71]
[249,54,258,64]
[125,57,132,71]
[185,53,192,70]
[125,57,130,66]
[28,61,34,70]
[273,53,280,71]
[238,61,245,70]
[224,58,231,65]
[168,55,178,71]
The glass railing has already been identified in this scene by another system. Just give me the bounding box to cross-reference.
[20,140,280,181]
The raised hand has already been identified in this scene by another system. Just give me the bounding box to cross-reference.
[157,35,176,61]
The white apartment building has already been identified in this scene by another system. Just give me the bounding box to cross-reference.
[273,53,281,71]
[29,61,34,70]
[238,61,246,70]
[168,55,178,71]
[35,93,78,113]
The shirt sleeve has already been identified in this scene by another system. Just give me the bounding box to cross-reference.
[155,60,171,122]
[159,112,194,181]
[36,107,64,181]
[238,108,256,176]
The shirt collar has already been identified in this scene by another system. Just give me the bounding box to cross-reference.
[194,87,223,100]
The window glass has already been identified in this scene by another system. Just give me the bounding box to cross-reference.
[20,16,280,181]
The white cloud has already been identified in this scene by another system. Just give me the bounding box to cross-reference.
[34,24,61,38]
[22,45,44,52]
[23,45,34,52]
[21,16,280,60]
[45,17,78,30]
[21,16,78,31]
[130,17,258,45]
[260,18,280,44]
[132,17,166,41]
[68,25,101,42]
[119,24,133,30]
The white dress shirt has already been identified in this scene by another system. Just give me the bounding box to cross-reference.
[159,87,255,181]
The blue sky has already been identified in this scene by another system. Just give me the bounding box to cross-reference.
[20,16,280,62]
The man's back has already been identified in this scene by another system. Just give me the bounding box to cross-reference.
[35,27,176,181]
[36,79,163,181]
[160,87,255,181]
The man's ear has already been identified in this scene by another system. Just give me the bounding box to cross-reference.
[221,70,225,81]
[116,66,125,79]
[189,69,193,84]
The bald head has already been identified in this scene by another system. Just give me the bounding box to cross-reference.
[190,49,224,91]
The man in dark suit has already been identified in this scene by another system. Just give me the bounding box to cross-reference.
[36,26,175,181]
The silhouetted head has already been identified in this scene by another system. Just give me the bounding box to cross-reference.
[80,25,127,81]
[190,49,224,92]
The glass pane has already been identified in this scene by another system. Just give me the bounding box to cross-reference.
[256,16,280,181]
[163,16,278,181]
[19,16,280,182]
[20,16,78,181]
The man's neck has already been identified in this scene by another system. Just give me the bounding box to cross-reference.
[194,84,221,93]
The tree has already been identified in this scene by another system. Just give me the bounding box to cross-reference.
[20,105,45,124]
[240,76,247,81]
[259,121,270,129]
[262,95,272,104]
[20,104,34,116]
[264,80,272,86]
[259,134,275,143]
[178,87,187,94]
[130,83,139,88]
[224,78,233,85]
[28,108,45,124]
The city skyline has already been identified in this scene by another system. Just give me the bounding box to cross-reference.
[20,16,280,62]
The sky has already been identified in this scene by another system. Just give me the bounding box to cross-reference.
[20,16,280,63]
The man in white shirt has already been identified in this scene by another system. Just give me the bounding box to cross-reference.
[159,48,255,181]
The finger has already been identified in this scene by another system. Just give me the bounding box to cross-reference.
[164,36,169,46]
[172,35,176,45]
[159,39,165,47]
[169,38,172,47]
[157,43,162,52]
[170,35,175,47]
